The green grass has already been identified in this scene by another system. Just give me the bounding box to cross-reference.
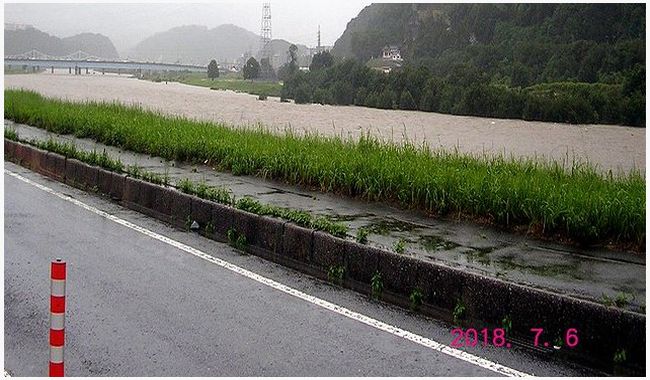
[141,72,282,97]
[4,89,645,249]
[5,129,125,173]
[234,196,348,237]
[175,179,347,236]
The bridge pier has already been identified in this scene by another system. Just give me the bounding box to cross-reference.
[51,66,54,74]
[86,68,89,74]
[69,67,72,74]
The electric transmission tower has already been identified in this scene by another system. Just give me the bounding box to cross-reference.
[260,2,272,60]
[317,25,321,50]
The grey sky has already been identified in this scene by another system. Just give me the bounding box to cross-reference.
[4,1,372,55]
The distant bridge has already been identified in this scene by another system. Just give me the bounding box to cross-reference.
[5,50,206,74]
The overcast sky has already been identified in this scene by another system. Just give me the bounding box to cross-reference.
[4,1,373,55]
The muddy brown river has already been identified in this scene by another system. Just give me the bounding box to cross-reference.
[5,72,645,173]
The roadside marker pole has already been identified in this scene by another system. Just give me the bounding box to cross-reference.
[49,259,66,377]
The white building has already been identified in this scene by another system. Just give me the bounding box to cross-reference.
[382,45,403,61]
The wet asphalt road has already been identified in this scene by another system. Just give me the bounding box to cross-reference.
[3,163,596,376]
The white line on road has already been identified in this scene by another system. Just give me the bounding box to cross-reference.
[6,169,531,377]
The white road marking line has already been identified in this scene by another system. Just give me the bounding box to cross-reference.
[6,169,531,377]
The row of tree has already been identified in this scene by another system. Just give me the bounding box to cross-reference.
[282,58,644,126]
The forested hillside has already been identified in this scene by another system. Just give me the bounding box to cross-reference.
[284,3,645,126]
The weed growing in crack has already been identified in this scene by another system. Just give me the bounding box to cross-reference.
[371,271,383,299]
[409,288,423,311]
[613,348,627,364]
[227,227,247,251]
[356,228,369,244]
[327,265,345,285]
[393,238,407,254]
[453,299,466,325]
[502,315,512,335]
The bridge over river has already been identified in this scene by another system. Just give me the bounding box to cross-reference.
[5,49,205,74]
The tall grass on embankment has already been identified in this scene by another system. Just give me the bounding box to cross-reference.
[4,89,645,249]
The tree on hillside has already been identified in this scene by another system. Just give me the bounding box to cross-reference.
[243,57,260,80]
[278,44,300,81]
[309,51,334,71]
[288,44,299,72]
[259,58,276,80]
[207,59,220,80]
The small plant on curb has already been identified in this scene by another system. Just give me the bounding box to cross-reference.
[4,127,18,140]
[615,292,633,308]
[258,92,268,101]
[602,292,634,308]
[204,221,215,236]
[393,238,407,254]
[227,227,247,251]
[370,271,383,299]
[502,315,512,335]
[613,348,627,364]
[356,228,369,244]
[327,265,345,285]
[453,299,466,325]
[409,288,423,311]
[184,215,192,231]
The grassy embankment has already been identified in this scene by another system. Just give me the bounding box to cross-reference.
[4,89,645,250]
[141,72,282,97]
[4,127,348,237]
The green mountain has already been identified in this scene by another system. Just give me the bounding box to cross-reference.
[284,4,644,126]
[4,26,119,59]
[332,3,645,87]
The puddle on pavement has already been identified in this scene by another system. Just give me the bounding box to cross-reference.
[366,218,419,235]
[494,255,583,280]
[418,235,460,252]
[463,247,494,266]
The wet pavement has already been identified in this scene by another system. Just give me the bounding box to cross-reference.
[5,162,599,376]
[6,120,646,314]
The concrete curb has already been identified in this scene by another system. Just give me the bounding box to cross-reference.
[4,139,645,372]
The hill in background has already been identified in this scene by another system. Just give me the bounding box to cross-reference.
[332,3,644,87]
[128,24,308,66]
[284,3,644,126]
[4,26,119,59]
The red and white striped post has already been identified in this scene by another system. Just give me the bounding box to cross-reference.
[49,259,66,377]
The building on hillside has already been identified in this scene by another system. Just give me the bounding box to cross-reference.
[366,57,402,74]
[381,45,403,61]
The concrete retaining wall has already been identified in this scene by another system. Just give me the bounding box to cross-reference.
[5,139,645,373]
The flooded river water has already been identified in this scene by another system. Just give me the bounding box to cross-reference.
[5,72,645,173]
